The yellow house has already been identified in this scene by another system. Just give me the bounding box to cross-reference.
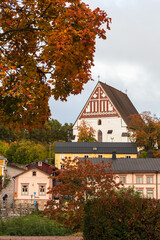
[55,142,138,169]
[0,156,8,187]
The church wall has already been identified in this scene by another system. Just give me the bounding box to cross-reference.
[73,117,129,143]
[72,81,137,143]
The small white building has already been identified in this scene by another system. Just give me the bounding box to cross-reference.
[73,81,138,142]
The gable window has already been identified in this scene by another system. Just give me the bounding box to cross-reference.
[39,185,46,195]
[136,176,143,184]
[147,176,153,184]
[120,176,126,184]
[22,184,28,195]
[38,161,42,166]
[33,171,36,176]
[98,119,102,125]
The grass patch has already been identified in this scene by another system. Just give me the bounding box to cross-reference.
[0,214,73,236]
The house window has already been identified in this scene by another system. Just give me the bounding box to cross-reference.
[126,155,131,158]
[147,190,153,199]
[33,171,36,176]
[60,155,65,169]
[61,165,64,169]
[98,155,103,158]
[147,176,153,184]
[39,185,45,195]
[98,119,102,125]
[84,155,89,158]
[136,176,143,184]
[136,190,143,197]
[120,176,126,184]
[22,185,28,195]
[60,155,65,161]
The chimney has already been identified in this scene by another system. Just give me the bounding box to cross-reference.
[112,151,116,160]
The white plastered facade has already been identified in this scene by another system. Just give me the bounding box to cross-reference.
[73,82,130,142]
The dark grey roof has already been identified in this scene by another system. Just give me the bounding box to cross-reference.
[55,142,138,154]
[73,81,139,127]
[86,158,160,173]
[100,82,139,126]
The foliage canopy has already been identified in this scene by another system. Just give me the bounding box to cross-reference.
[0,0,111,129]
[77,120,97,142]
[43,157,121,230]
[84,188,160,240]
[128,112,160,152]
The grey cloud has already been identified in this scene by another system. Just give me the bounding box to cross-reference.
[50,0,160,124]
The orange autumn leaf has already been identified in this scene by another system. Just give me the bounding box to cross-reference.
[0,0,111,129]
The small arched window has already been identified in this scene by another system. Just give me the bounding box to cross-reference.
[98,119,102,125]
[98,130,102,142]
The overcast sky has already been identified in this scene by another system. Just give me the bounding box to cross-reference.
[49,0,160,124]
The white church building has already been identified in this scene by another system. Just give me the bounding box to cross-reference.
[73,81,138,142]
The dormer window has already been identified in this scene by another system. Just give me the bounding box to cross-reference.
[93,147,97,151]
[98,119,102,125]
[38,161,42,166]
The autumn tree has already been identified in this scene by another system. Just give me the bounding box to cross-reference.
[43,157,121,230]
[6,140,48,164]
[128,111,160,152]
[0,0,111,129]
[77,120,97,142]
[0,140,9,156]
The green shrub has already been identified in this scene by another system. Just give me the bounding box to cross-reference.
[83,188,160,240]
[0,214,73,236]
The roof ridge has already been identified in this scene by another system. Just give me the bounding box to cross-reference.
[99,81,127,96]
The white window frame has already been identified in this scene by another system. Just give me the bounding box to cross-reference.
[22,184,29,195]
[146,176,153,184]
[38,161,42,166]
[136,176,143,184]
[147,189,154,199]
[120,176,126,184]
